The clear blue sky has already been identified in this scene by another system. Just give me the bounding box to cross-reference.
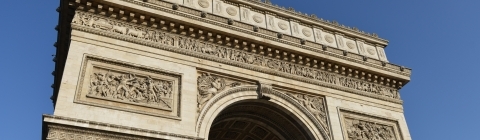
[1,0,478,139]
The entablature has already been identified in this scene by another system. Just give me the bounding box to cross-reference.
[59,0,411,104]
[91,0,410,76]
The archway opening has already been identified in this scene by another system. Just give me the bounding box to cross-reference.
[208,99,315,140]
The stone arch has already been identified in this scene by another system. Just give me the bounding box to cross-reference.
[196,85,330,140]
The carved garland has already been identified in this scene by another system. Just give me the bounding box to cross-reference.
[72,11,401,103]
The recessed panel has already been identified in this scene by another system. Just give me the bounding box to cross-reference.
[335,34,347,50]
[377,47,388,62]
[344,37,359,54]
[212,0,240,21]
[183,0,213,13]
[239,7,266,28]
[322,31,338,48]
[313,28,325,44]
[75,56,182,118]
[274,17,291,35]
[364,43,380,59]
[340,109,403,140]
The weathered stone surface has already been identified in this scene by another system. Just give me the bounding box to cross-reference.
[43,0,412,140]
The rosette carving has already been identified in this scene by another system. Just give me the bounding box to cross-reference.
[278,21,288,30]
[302,28,312,37]
[253,14,264,23]
[198,0,210,8]
[325,35,334,43]
[226,7,237,16]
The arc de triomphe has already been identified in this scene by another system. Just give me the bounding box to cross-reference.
[42,0,412,140]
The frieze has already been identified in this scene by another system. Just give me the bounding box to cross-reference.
[126,0,411,77]
[71,10,402,103]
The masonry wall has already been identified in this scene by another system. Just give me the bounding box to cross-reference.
[47,28,411,139]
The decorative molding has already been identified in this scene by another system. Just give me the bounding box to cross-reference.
[71,10,402,103]
[339,109,403,140]
[241,0,389,42]
[74,55,182,119]
[129,0,411,76]
[43,115,203,140]
[116,0,411,76]
[195,85,331,140]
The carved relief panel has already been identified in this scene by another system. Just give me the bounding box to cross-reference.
[196,71,253,113]
[239,6,267,28]
[376,47,389,62]
[286,92,330,136]
[356,40,367,56]
[274,17,292,36]
[363,43,380,60]
[183,0,213,13]
[335,33,347,50]
[212,0,240,21]
[75,56,182,119]
[344,37,360,54]
[340,109,403,140]
[289,21,315,42]
[313,27,324,44]
[265,14,276,31]
[322,31,338,48]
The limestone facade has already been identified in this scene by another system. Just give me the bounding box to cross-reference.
[44,0,412,140]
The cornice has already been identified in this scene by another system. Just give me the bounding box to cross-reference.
[43,114,203,139]
[63,0,412,86]
[131,0,411,76]
[70,9,403,103]
[86,0,410,78]
[236,0,389,45]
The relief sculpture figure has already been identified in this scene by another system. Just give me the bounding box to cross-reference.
[74,11,401,100]
[345,119,397,140]
[197,73,225,111]
[197,73,241,112]
[290,94,328,126]
[88,69,173,109]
